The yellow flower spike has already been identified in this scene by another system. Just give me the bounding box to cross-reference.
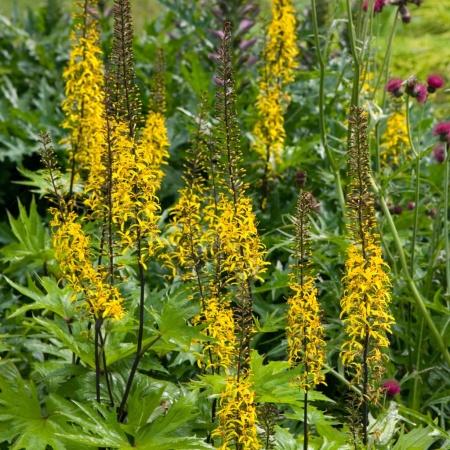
[61,1,105,190]
[252,0,298,177]
[381,105,410,166]
[287,192,326,392]
[341,106,395,444]
[50,205,124,321]
[212,373,260,449]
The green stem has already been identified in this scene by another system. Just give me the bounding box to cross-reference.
[346,0,360,108]
[118,333,162,422]
[444,143,450,301]
[372,179,450,367]
[411,319,424,411]
[94,318,103,404]
[311,0,346,218]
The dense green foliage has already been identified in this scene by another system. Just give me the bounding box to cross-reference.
[1,0,450,449]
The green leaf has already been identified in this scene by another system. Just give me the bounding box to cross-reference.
[273,425,299,450]
[56,400,130,447]
[393,426,441,450]
[134,390,213,449]
[33,316,95,368]
[0,371,77,449]
[5,275,75,319]
[397,405,450,440]
[0,197,52,275]
[151,287,206,354]
[251,351,332,406]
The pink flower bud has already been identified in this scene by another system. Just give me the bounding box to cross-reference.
[382,380,400,396]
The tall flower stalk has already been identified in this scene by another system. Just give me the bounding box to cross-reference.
[341,106,395,445]
[253,0,298,209]
[164,22,267,448]
[61,0,105,197]
[287,191,326,450]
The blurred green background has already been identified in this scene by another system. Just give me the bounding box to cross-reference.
[1,0,164,33]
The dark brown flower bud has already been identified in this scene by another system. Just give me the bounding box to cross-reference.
[295,170,307,188]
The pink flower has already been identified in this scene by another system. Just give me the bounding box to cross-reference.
[363,0,386,13]
[434,122,450,142]
[408,201,415,210]
[386,78,404,97]
[427,74,444,93]
[374,0,386,12]
[414,83,427,103]
[433,145,446,163]
[382,380,400,396]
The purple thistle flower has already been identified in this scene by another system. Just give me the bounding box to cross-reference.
[399,4,411,23]
[382,380,401,397]
[386,78,404,97]
[414,83,427,103]
[363,0,386,13]
[408,201,415,210]
[374,0,386,12]
[434,122,450,142]
[427,74,444,93]
[433,145,446,163]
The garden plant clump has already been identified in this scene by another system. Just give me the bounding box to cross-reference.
[1,0,450,449]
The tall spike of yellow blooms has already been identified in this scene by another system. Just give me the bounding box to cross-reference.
[287,192,326,391]
[212,374,260,450]
[252,0,298,181]
[61,0,105,192]
[341,106,395,444]
[381,104,409,166]
[140,48,169,186]
[209,22,265,449]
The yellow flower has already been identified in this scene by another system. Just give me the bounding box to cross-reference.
[287,277,326,390]
[381,107,409,166]
[341,107,395,388]
[200,285,237,372]
[252,0,298,171]
[340,237,394,382]
[140,110,169,186]
[212,373,261,449]
[50,206,124,321]
[61,2,105,182]
[213,195,268,284]
[286,192,326,391]
[266,0,299,85]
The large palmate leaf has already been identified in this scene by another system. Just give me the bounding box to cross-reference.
[58,386,213,449]
[0,367,84,449]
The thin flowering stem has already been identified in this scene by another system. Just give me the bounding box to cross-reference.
[444,143,450,302]
[95,318,103,404]
[412,318,425,411]
[117,333,163,422]
[310,0,346,219]
[371,178,450,367]
[405,101,425,277]
[346,0,360,108]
